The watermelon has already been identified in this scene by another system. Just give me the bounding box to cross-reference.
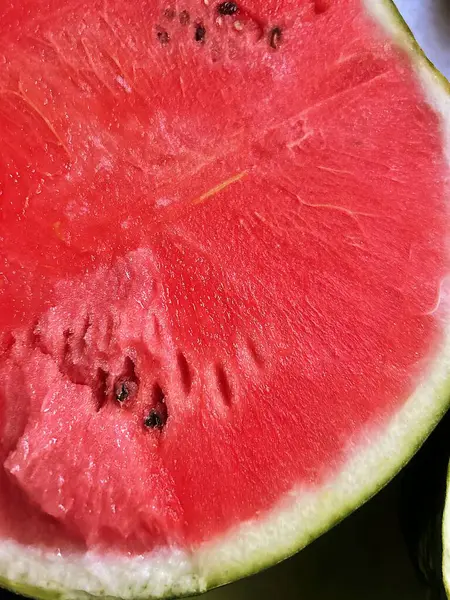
[1,0,450,598]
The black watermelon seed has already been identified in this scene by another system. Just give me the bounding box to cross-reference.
[269,26,282,49]
[195,23,206,43]
[144,409,164,429]
[217,2,238,15]
[144,383,168,429]
[115,381,129,403]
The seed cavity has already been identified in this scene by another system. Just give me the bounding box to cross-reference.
[114,380,131,403]
[177,350,192,394]
[215,362,232,406]
[179,10,190,25]
[94,368,109,411]
[30,320,46,353]
[144,382,168,430]
[1,331,16,354]
[144,409,164,429]
[195,23,206,43]
[27,318,146,415]
[62,329,75,372]
[152,381,166,406]
[269,26,282,49]
[164,7,176,20]
[217,2,238,15]
[157,29,170,45]
[114,356,139,405]
[246,336,264,367]
[81,314,92,344]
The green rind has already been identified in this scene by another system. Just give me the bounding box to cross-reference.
[1,2,450,599]
[385,0,450,94]
[0,577,62,600]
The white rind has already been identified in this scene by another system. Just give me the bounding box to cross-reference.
[1,2,450,599]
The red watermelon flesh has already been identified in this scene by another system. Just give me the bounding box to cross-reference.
[0,0,449,566]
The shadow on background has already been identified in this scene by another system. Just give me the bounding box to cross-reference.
[199,479,425,600]
[394,0,450,78]
[433,0,450,47]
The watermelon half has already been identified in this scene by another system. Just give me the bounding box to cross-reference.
[1,0,450,598]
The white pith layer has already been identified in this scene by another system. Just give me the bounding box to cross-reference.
[1,1,450,598]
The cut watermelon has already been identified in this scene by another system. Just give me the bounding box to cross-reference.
[1,0,450,598]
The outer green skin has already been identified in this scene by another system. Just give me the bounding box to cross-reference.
[387,3,450,94]
[1,2,450,599]
[0,578,62,600]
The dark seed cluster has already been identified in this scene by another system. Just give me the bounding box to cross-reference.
[155,4,284,51]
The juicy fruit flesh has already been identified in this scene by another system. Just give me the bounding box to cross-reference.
[0,0,448,555]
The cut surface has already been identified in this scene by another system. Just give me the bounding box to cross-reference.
[0,0,450,598]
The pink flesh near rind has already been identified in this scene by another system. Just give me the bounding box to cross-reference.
[0,0,448,556]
